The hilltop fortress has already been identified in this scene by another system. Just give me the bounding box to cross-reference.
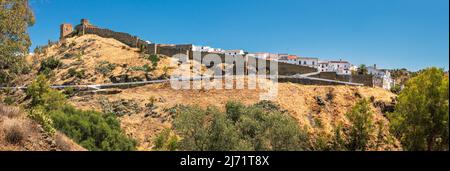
[59,19,374,86]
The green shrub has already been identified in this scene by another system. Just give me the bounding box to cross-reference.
[388,67,449,151]
[26,75,137,151]
[3,96,15,105]
[96,61,116,76]
[68,68,85,79]
[144,54,160,68]
[162,101,308,151]
[49,105,137,151]
[390,84,402,94]
[26,75,51,107]
[153,128,179,151]
[39,57,62,76]
[63,87,76,97]
[28,107,56,136]
[344,99,374,151]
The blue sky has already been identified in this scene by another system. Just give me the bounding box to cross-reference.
[29,0,449,71]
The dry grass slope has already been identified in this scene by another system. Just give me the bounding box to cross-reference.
[0,104,86,151]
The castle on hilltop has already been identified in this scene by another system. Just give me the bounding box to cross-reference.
[58,19,376,87]
[60,19,97,40]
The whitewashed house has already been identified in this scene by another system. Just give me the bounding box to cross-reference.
[367,64,393,90]
[297,57,319,68]
[318,60,333,72]
[224,50,245,57]
[318,60,352,75]
[329,60,352,75]
[192,45,225,53]
[277,54,299,64]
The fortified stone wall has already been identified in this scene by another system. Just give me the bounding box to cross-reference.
[66,21,373,86]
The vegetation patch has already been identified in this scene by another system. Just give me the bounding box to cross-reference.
[25,75,137,151]
[95,61,116,76]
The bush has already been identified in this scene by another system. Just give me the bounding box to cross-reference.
[153,128,179,151]
[26,75,66,111]
[5,124,25,144]
[388,67,449,151]
[39,57,62,76]
[26,74,51,107]
[28,107,56,136]
[96,61,116,76]
[25,75,137,151]
[390,84,402,94]
[162,101,308,151]
[49,105,137,151]
[63,87,76,97]
[68,68,85,79]
[144,55,160,68]
[344,99,375,151]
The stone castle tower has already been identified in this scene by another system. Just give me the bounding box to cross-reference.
[60,24,73,40]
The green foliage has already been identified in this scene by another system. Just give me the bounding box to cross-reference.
[3,96,15,105]
[162,101,308,151]
[25,75,136,151]
[357,64,368,75]
[49,105,137,151]
[0,0,35,86]
[26,74,52,107]
[153,128,179,151]
[39,57,62,76]
[95,61,116,76]
[63,87,76,97]
[68,68,85,79]
[225,100,245,122]
[28,107,56,136]
[390,84,402,94]
[388,67,449,151]
[144,54,160,68]
[344,99,375,151]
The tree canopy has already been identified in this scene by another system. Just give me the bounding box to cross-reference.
[389,67,449,151]
[0,0,35,85]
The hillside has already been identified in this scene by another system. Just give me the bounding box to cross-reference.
[19,34,402,151]
[0,104,86,151]
[25,34,183,86]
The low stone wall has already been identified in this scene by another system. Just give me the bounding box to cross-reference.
[279,78,346,86]
[310,72,374,86]
[350,75,374,87]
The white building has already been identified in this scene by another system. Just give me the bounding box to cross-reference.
[277,54,298,64]
[318,60,352,75]
[224,50,245,57]
[192,45,224,53]
[367,64,393,90]
[246,52,278,60]
[297,57,319,68]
